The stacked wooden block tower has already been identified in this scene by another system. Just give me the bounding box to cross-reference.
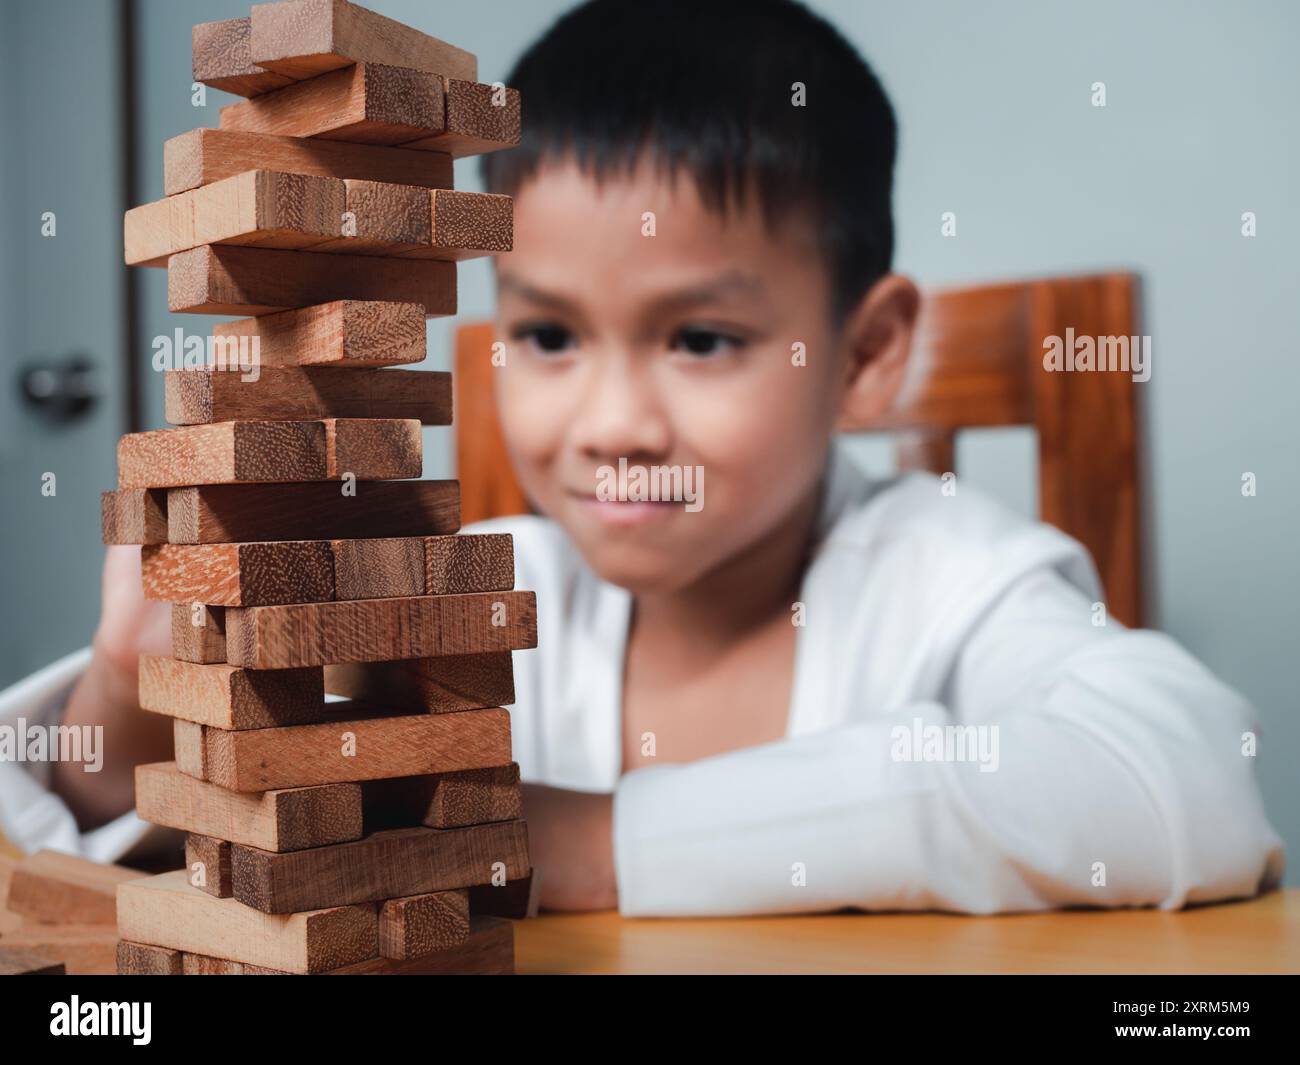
[104,0,536,975]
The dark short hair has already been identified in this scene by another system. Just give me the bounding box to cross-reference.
[481,0,898,325]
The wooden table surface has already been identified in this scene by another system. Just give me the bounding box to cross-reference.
[515,890,1300,974]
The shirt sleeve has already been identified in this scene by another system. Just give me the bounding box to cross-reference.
[611,566,1285,917]
[0,648,156,862]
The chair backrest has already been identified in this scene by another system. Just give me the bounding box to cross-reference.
[454,272,1145,626]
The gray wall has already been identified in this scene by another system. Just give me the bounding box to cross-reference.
[21,0,1300,873]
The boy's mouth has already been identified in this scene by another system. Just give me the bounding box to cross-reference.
[568,492,681,527]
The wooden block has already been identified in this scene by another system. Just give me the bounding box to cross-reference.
[164,128,452,196]
[138,655,325,730]
[424,532,515,595]
[379,888,469,959]
[117,418,421,488]
[249,0,477,84]
[211,300,426,368]
[0,946,65,975]
[173,720,207,779]
[136,762,363,852]
[232,819,529,913]
[182,952,289,975]
[142,541,336,606]
[116,870,378,974]
[316,184,511,260]
[168,480,459,544]
[310,178,430,255]
[0,926,119,975]
[330,536,425,599]
[469,869,541,920]
[167,244,456,317]
[165,367,451,425]
[202,706,513,791]
[186,915,510,974]
[0,854,23,935]
[363,764,521,830]
[101,488,167,545]
[192,17,292,98]
[403,79,521,157]
[220,62,444,146]
[116,940,183,975]
[225,590,537,668]
[185,834,233,897]
[171,602,227,663]
[328,914,512,974]
[326,651,514,712]
[406,189,512,260]
[125,170,345,267]
[6,850,138,924]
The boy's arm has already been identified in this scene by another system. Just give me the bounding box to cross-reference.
[610,567,1284,917]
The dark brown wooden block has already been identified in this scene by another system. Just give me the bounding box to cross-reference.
[170,602,227,664]
[185,834,233,898]
[101,489,168,545]
[224,591,537,668]
[231,819,530,913]
[167,244,456,317]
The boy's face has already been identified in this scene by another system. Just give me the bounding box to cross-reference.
[493,156,864,593]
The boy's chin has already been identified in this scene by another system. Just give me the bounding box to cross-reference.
[573,539,710,595]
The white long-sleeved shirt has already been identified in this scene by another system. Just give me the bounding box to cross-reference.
[0,441,1284,915]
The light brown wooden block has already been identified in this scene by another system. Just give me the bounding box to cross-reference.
[192,17,292,98]
[164,128,452,196]
[182,952,289,975]
[328,914,512,974]
[469,869,541,920]
[117,418,421,488]
[116,870,378,974]
[135,762,363,852]
[117,940,184,975]
[403,189,512,260]
[0,854,23,936]
[330,536,425,599]
[363,764,521,830]
[310,178,430,255]
[142,541,336,606]
[187,915,510,974]
[165,367,451,426]
[220,62,444,146]
[379,888,469,959]
[173,719,207,779]
[249,0,476,84]
[138,655,325,730]
[211,300,426,368]
[6,850,138,925]
[0,926,119,975]
[403,78,521,157]
[0,946,65,975]
[424,532,515,595]
[201,705,512,791]
[101,489,168,545]
[125,170,345,267]
[325,651,515,712]
[167,244,456,316]
[186,834,233,898]
[171,602,227,663]
[167,480,459,544]
[232,819,529,913]
[225,590,537,668]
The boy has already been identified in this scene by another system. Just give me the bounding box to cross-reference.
[0,0,1283,916]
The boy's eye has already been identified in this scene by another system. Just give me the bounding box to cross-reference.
[513,323,575,354]
[670,327,743,358]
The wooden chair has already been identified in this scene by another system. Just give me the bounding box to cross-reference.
[454,272,1146,627]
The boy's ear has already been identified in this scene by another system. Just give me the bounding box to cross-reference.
[837,274,920,427]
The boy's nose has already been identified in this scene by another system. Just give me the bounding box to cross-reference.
[568,353,672,463]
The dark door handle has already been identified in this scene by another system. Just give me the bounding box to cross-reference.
[18,356,100,422]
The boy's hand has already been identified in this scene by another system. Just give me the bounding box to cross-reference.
[520,782,619,912]
[51,546,174,829]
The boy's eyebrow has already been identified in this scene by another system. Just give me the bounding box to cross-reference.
[495,270,768,314]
